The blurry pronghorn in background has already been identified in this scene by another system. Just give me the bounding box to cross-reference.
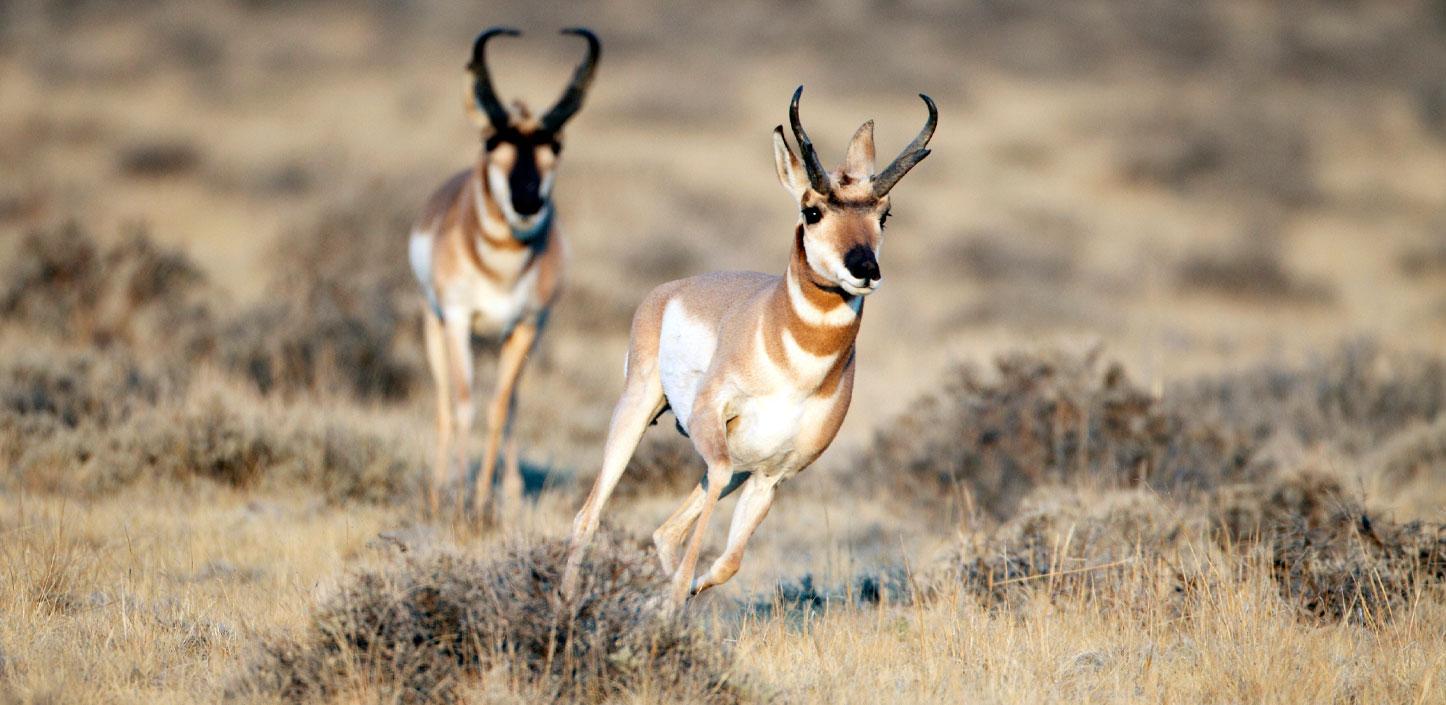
[409,27,599,519]
[564,87,936,604]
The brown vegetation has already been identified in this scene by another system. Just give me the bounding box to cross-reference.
[239,538,741,705]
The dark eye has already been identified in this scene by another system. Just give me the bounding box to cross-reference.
[802,206,823,225]
[549,141,563,155]
[879,209,891,228]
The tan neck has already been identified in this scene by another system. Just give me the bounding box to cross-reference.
[759,226,862,394]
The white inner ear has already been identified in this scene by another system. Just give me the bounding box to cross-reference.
[772,130,807,200]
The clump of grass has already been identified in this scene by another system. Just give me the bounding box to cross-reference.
[239,537,742,704]
[849,348,1254,520]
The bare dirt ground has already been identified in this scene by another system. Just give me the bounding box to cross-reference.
[2,1,1445,703]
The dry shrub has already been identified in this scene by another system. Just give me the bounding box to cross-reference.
[850,348,1254,520]
[1173,341,1446,456]
[240,538,742,704]
[1373,416,1446,488]
[217,190,422,400]
[8,400,414,503]
[776,475,1445,626]
[116,140,201,178]
[1175,238,1335,304]
[1212,473,1446,624]
[0,223,214,352]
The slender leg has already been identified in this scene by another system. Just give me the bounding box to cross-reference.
[654,471,752,574]
[441,311,476,517]
[561,365,665,598]
[422,310,452,517]
[653,485,707,574]
[473,319,539,520]
[692,475,779,595]
[670,462,730,606]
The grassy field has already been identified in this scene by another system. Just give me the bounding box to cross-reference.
[2,0,1445,702]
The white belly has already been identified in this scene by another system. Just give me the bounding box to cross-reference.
[656,299,717,434]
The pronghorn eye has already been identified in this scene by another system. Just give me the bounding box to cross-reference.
[879,209,891,228]
[802,206,822,225]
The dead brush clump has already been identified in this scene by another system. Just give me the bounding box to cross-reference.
[1173,341,1446,456]
[14,400,414,503]
[240,538,742,705]
[1175,237,1336,305]
[0,223,215,353]
[1211,473,1446,625]
[849,348,1254,520]
[217,190,422,401]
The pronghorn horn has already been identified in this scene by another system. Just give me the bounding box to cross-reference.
[788,86,832,194]
[871,94,937,197]
[539,27,601,134]
[468,27,521,129]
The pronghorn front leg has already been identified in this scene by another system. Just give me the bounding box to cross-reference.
[440,310,476,516]
[422,310,453,517]
[473,318,539,520]
[692,474,780,595]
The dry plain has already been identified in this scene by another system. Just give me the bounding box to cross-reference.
[2,1,1446,703]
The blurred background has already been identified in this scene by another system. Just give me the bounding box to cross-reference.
[2,0,1445,486]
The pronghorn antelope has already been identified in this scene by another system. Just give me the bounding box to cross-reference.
[563,87,937,604]
[409,27,599,518]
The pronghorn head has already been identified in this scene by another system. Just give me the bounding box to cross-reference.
[466,27,600,239]
[773,86,936,296]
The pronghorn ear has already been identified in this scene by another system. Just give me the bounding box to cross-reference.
[464,75,490,129]
[772,126,808,200]
[843,120,875,181]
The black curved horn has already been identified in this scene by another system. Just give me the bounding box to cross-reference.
[789,86,831,194]
[468,27,520,129]
[871,94,937,197]
[539,27,601,133]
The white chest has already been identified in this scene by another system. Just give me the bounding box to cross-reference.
[448,257,538,335]
[727,391,808,471]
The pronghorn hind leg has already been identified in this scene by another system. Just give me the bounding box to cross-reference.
[561,365,665,598]
[422,309,453,518]
[692,474,779,596]
[668,397,733,607]
[654,471,752,574]
[474,319,539,522]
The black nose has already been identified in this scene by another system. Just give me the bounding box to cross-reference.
[844,245,880,282]
[512,190,544,216]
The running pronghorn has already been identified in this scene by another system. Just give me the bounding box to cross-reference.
[409,27,599,518]
[563,87,937,604]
